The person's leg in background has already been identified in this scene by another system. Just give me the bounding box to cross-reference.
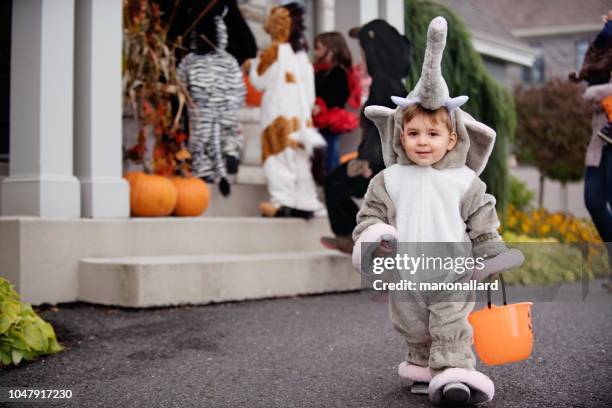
[322,129,340,173]
[603,144,612,287]
[584,144,612,289]
[321,162,370,253]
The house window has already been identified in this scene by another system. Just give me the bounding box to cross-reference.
[576,40,589,71]
[522,45,545,84]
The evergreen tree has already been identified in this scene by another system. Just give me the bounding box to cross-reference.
[403,0,516,211]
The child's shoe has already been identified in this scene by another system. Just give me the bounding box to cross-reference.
[398,362,432,395]
[442,382,471,405]
[597,122,612,143]
[259,202,314,219]
[287,207,314,220]
[320,235,354,254]
[428,368,494,406]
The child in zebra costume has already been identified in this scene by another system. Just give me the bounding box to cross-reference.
[178,11,246,196]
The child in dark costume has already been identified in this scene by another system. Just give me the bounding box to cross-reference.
[320,20,412,253]
[313,32,359,173]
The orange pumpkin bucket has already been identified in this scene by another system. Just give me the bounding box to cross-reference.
[469,274,533,366]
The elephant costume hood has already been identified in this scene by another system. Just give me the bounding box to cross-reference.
[364,16,496,175]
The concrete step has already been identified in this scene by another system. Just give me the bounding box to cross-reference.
[108,217,335,254]
[204,182,268,217]
[235,164,265,185]
[78,251,359,307]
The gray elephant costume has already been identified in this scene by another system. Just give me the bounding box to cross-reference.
[351,17,522,406]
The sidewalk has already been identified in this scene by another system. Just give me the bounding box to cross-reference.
[2,283,611,407]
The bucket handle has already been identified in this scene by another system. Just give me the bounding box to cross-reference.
[486,273,507,309]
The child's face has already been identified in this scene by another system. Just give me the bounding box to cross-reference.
[314,41,330,63]
[400,114,457,166]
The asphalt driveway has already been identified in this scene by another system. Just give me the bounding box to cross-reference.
[1,282,611,407]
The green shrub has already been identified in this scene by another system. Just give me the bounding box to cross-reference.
[501,234,608,284]
[0,278,62,366]
[508,175,535,212]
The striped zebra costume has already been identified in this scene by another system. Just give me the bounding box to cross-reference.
[178,14,246,190]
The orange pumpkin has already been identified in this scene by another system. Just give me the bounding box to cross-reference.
[171,177,210,216]
[123,171,138,184]
[124,172,178,217]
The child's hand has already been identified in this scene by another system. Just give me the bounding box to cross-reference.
[347,159,373,178]
[241,59,252,74]
[373,239,396,257]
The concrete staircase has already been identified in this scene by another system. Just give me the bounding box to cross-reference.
[6,106,356,307]
[76,218,359,308]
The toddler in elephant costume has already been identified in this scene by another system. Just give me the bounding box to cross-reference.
[351,17,523,406]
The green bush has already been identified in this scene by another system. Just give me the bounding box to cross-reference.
[0,278,62,366]
[508,175,535,212]
[501,234,608,285]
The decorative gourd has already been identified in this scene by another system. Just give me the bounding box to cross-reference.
[171,177,210,216]
[124,172,178,217]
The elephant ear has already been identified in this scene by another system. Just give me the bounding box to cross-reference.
[456,109,496,175]
[364,105,402,166]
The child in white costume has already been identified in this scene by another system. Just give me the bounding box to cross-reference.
[248,5,326,218]
[352,17,522,405]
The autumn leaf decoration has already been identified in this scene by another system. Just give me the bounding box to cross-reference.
[122,0,194,176]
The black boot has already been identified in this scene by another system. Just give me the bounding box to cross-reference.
[289,207,314,220]
[274,206,294,218]
[218,177,231,197]
[225,155,240,175]
[273,206,313,220]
